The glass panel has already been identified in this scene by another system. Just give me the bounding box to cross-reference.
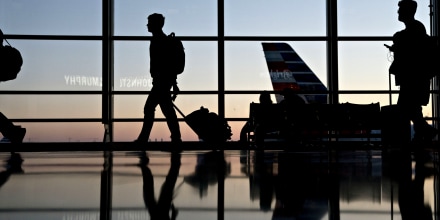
[6,122,104,142]
[114,0,217,36]
[228,121,249,142]
[114,41,218,91]
[114,95,219,118]
[338,0,431,36]
[339,41,396,91]
[0,40,102,91]
[339,94,396,106]
[0,95,101,119]
[0,0,101,35]
[225,94,272,118]
[225,41,327,92]
[225,0,326,36]
[114,95,219,142]
[114,121,199,142]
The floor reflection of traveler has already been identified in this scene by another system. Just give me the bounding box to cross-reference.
[0,153,24,189]
[139,152,181,220]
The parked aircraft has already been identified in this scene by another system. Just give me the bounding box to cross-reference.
[262,42,328,104]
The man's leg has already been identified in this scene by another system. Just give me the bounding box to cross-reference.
[136,92,159,142]
[141,164,157,216]
[160,99,181,142]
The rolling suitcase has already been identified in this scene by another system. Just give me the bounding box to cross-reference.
[173,104,232,143]
[380,73,411,145]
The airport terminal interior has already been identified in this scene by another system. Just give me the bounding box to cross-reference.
[1,0,440,219]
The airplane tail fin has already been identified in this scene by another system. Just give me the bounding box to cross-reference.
[262,42,328,104]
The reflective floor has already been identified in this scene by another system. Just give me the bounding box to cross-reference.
[0,148,438,220]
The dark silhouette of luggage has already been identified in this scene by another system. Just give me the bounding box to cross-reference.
[381,105,411,145]
[0,112,26,143]
[173,104,232,143]
[0,29,23,82]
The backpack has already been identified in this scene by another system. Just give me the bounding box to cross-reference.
[0,39,23,82]
[423,36,440,79]
[168,32,185,75]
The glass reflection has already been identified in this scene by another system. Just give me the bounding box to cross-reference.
[0,153,24,187]
[0,150,437,220]
[241,151,329,219]
[139,152,182,220]
[386,144,435,220]
[184,151,230,199]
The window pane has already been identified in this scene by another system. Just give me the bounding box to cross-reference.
[225,94,270,118]
[225,41,327,92]
[225,0,326,36]
[339,94,394,106]
[114,41,217,91]
[114,0,217,36]
[0,0,102,35]
[0,95,101,118]
[0,40,102,91]
[338,0,431,36]
[114,95,219,142]
[114,122,199,142]
[6,122,104,142]
[339,41,394,91]
[114,95,218,118]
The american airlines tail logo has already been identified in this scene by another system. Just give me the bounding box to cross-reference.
[262,42,327,104]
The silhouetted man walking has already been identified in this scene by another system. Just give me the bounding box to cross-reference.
[135,13,182,144]
[388,0,437,142]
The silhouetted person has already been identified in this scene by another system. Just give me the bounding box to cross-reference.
[0,29,26,143]
[139,152,181,220]
[240,91,273,142]
[388,0,437,143]
[259,91,273,104]
[279,88,306,142]
[279,88,306,107]
[135,13,182,144]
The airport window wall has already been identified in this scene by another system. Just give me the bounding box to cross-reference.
[0,0,438,142]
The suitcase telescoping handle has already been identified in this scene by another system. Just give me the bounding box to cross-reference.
[389,73,392,105]
[172,103,186,118]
